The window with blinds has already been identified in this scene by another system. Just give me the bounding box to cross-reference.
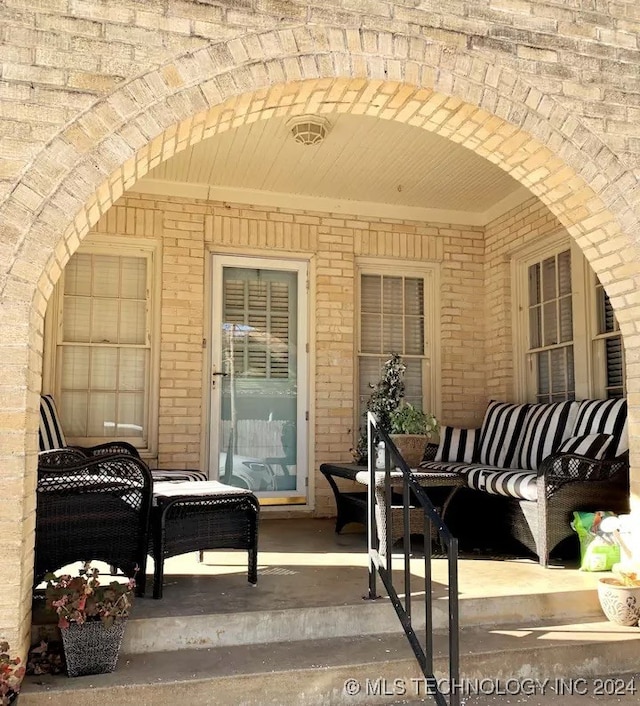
[517,242,625,402]
[594,280,625,399]
[359,272,428,415]
[55,251,152,446]
[526,250,575,402]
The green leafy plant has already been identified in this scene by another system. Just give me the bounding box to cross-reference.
[390,402,439,437]
[45,563,136,629]
[0,641,25,706]
[352,353,406,462]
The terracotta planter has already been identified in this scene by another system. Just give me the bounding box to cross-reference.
[389,434,427,468]
[597,578,640,626]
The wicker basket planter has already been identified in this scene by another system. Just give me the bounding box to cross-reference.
[389,434,427,468]
[597,578,640,627]
[61,619,127,677]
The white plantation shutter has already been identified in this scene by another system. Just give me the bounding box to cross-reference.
[57,252,151,444]
[223,270,294,380]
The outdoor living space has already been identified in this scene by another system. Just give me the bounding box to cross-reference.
[22,517,640,705]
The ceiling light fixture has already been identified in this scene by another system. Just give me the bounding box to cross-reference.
[286,115,331,145]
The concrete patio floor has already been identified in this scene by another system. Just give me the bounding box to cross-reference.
[132,516,606,619]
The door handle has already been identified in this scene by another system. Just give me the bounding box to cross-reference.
[211,371,228,388]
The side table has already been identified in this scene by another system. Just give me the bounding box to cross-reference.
[320,463,464,554]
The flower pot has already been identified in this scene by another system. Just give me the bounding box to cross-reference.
[389,434,427,468]
[597,577,640,626]
[61,619,127,677]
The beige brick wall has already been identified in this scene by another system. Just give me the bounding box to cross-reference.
[2,0,640,661]
[484,196,563,401]
[91,192,487,516]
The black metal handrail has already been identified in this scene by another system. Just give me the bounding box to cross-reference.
[366,412,460,706]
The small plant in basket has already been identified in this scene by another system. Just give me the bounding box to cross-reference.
[45,563,135,628]
[44,563,136,677]
[0,641,25,706]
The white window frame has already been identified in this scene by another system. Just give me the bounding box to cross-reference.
[512,234,624,402]
[355,258,440,434]
[43,235,160,457]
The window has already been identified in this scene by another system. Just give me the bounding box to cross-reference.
[514,240,625,402]
[593,280,625,399]
[526,250,574,402]
[357,261,439,430]
[44,241,158,452]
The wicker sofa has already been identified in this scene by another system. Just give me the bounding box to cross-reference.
[418,398,630,565]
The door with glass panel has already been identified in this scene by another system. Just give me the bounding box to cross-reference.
[210,256,308,503]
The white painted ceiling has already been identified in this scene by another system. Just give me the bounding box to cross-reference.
[142,113,523,216]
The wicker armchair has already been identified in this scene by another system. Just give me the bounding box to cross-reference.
[522,451,630,566]
[35,453,153,596]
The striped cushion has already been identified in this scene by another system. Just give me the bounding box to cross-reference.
[476,401,529,467]
[516,401,579,471]
[573,398,628,456]
[465,467,538,501]
[151,469,208,482]
[39,395,66,451]
[418,460,475,475]
[435,426,477,463]
[557,433,614,460]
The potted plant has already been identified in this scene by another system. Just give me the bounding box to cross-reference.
[0,642,25,705]
[352,353,407,463]
[45,563,136,677]
[597,563,640,626]
[389,402,439,468]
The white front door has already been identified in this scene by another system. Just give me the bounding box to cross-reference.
[209,255,308,503]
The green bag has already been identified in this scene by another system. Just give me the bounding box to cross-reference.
[571,510,621,572]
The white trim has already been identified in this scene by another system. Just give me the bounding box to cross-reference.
[511,237,625,403]
[131,178,532,227]
[208,253,311,503]
[43,237,161,457]
[354,258,441,436]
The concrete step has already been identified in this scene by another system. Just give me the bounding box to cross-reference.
[33,584,605,654]
[122,586,604,654]
[21,617,640,706]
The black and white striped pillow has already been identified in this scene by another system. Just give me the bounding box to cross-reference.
[516,401,579,470]
[476,401,529,467]
[39,394,67,451]
[557,433,614,460]
[435,426,477,463]
[573,398,627,456]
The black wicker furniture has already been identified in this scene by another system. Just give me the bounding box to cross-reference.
[36,453,153,596]
[418,398,630,565]
[320,462,464,554]
[151,481,260,599]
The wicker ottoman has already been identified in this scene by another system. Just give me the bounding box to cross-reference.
[151,481,260,599]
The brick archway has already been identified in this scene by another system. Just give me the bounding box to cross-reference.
[2,29,639,647]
